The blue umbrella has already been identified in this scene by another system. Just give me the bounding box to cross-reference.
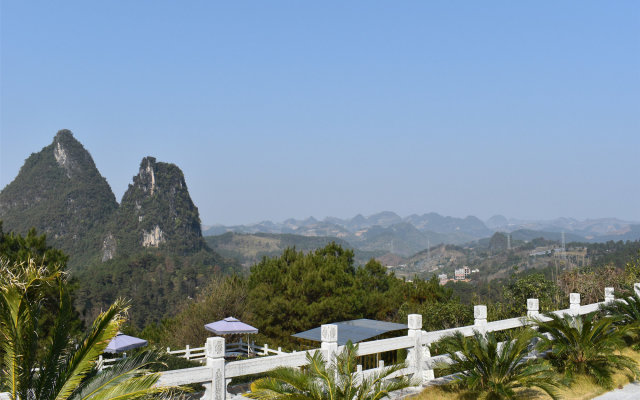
[104,332,148,353]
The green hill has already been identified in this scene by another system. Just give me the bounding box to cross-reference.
[103,156,207,260]
[0,130,118,269]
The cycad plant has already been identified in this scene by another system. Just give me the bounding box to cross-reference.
[600,292,640,344]
[246,341,413,400]
[436,329,562,400]
[533,312,639,388]
[0,258,177,400]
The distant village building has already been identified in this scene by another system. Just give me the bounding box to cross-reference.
[454,266,471,280]
[529,249,553,257]
[438,273,448,285]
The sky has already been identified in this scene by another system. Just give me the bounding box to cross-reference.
[1,1,639,225]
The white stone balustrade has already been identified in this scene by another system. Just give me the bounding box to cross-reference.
[99,286,638,400]
[570,293,581,314]
[605,287,615,303]
[474,305,487,335]
[527,298,539,318]
[321,324,338,367]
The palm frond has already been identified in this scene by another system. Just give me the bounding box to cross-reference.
[75,373,163,400]
[601,293,640,342]
[533,312,639,388]
[435,329,562,399]
[34,282,76,400]
[0,258,59,399]
[70,351,164,400]
[248,342,413,400]
[1,258,186,400]
[53,299,128,400]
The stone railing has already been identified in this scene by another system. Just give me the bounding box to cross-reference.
[155,285,633,400]
[96,340,288,370]
[164,340,288,362]
[1,285,633,400]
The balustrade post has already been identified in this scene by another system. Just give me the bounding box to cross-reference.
[185,345,191,360]
[423,344,435,382]
[604,287,615,304]
[527,298,539,318]
[263,344,269,356]
[321,324,338,369]
[474,305,487,334]
[408,314,430,384]
[569,293,581,314]
[204,337,226,400]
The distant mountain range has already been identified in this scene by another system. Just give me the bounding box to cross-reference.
[203,212,640,257]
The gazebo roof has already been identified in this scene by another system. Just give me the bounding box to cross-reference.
[104,333,148,353]
[292,318,408,345]
[204,317,259,335]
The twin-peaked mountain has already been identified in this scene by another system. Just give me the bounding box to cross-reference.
[0,130,209,269]
[0,130,231,328]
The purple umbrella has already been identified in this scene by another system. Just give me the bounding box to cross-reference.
[204,317,258,335]
[104,332,148,353]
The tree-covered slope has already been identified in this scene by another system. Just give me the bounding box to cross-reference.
[102,156,206,261]
[77,156,239,328]
[204,232,384,268]
[74,248,234,329]
[0,130,118,269]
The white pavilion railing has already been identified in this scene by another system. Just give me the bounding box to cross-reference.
[164,339,288,362]
[97,339,289,370]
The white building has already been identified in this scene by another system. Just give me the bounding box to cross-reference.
[454,266,471,280]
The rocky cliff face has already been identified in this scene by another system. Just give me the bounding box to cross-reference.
[104,156,205,259]
[0,130,118,267]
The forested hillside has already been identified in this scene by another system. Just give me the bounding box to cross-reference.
[0,130,118,268]
[204,232,384,267]
[142,242,471,348]
[103,156,208,260]
[74,248,233,328]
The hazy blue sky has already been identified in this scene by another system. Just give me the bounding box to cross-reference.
[1,1,639,225]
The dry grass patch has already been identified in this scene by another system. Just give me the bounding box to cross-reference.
[413,347,640,400]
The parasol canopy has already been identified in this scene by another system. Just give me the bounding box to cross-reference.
[104,332,148,353]
[204,317,258,335]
